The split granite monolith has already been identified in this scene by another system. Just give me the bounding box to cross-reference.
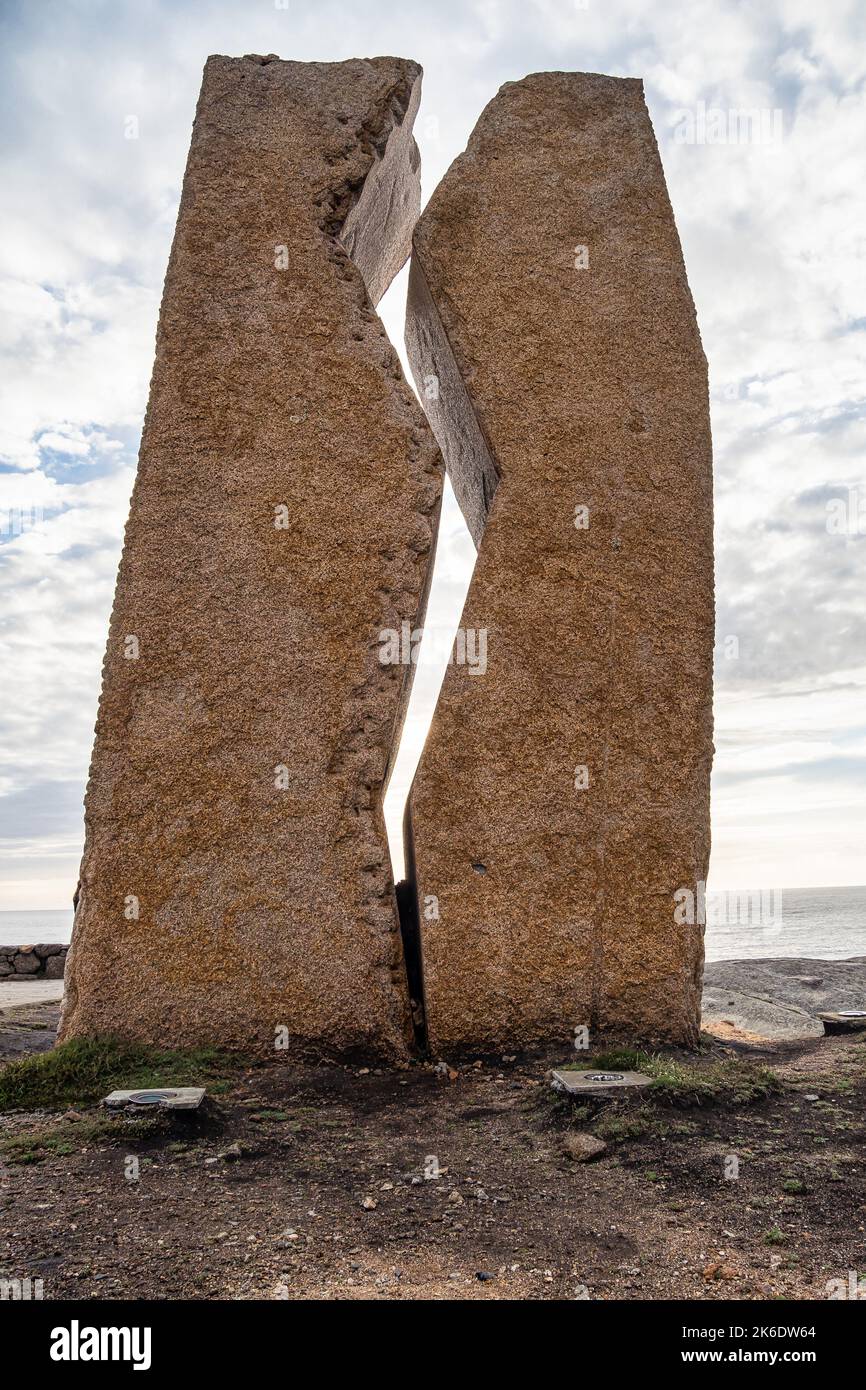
[60,55,443,1056]
[405,72,714,1051]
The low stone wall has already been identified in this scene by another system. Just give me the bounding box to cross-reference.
[0,943,68,981]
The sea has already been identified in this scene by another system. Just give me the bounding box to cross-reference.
[0,909,74,950]
[0,886,864,961]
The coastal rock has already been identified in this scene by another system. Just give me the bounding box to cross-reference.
[702,956,866,1041]
[44,955,67,980]
[13,952,41,975]
[404,72,713,1050]
[701,986,824,1043]
[60,55,442,1057]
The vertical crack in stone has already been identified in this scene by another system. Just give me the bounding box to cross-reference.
[61,54,443,1060]
[404,71,714,1053]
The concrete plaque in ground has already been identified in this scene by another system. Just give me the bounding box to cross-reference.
[104,1088,207,1111]
[819,1011,866,1034]
[405,72,714,1051]
[551,1069,653,1096]
[61,55,443,1058]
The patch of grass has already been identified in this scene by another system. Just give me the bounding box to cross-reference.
[0,1036,242,1112]
[0,1114,159,1164]
[764,1226,787,1245]
[567,1049,781,1107]
[594,1106,654,1142]
[795,1066,865,1096]
[782,1177,806,1195]
[592,1107,699,1144]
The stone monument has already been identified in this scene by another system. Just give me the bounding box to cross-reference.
[404,72,714,1051]
[60,55,443,1057]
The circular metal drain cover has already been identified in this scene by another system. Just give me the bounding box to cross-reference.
[128,1090,179,1104]
[583,1073,624,1083]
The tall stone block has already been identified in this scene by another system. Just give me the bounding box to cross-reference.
[405,72,714,1051]
[60,55,443,1056]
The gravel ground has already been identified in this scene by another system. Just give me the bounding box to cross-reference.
[1,1004,864,1301]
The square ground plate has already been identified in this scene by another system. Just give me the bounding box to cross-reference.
[818,1011,866,1034]
[103,1087,206,1110]
[551,1069,652,1096]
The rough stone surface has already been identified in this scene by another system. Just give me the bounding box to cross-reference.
[61,55,443,1057]
[0,944,68,979]
[13,952,41,975]
[404,72,714,1052]
[562,1131,607,1162]
[701,987,824,1042]
[703,956,866,1041]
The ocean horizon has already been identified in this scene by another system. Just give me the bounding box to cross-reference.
[1,885,864,961]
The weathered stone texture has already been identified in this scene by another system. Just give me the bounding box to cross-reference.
[405,72,714,1052]
[61,55,443,1056]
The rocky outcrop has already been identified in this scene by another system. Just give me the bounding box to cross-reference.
[702,956,866,1042]
[404,72,714,1052]
[60,55,443,1057]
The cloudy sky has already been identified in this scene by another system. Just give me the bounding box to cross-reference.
[1,0,864,909]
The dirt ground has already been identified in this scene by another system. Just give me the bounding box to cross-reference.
[1,1003,864,1301]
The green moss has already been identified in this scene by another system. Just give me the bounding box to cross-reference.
[764,1226,787,1245]
[594,1106,654,1142]
[0,1036,242,1112]
[591,1107,699,1144]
